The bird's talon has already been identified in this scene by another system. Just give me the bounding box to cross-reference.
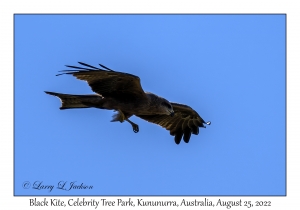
[133,125,139,133]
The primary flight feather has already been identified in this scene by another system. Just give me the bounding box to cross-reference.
[45,62,210,144]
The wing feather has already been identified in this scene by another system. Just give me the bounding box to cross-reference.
[181,119,189,130]
[137,103,210,144]
[57,62,147,102]
[174,131,184,144]
[183,128,192,143]
[170,118,184,135]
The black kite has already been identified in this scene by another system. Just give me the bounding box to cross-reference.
[45,62,210,144]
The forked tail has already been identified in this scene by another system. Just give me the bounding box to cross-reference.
[45,91,103,110]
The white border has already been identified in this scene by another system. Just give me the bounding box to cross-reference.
[2,0,298,209]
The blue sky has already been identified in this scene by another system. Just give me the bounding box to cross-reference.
[14,14,286,196]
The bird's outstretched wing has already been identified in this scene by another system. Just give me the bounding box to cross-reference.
[137,103,210,144]
[57,62,147,102]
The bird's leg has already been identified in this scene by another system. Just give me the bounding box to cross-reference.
[125,119,139,133]
[113,109,139,133]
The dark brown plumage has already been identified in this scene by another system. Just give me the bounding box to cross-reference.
[45,62,210,144]
[137,103,209,144]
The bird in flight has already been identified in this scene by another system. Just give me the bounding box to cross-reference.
[45,62,210,144]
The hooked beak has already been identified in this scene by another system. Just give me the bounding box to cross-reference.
[170,111,175,117]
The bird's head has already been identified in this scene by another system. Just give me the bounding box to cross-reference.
[161,99,174,117]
